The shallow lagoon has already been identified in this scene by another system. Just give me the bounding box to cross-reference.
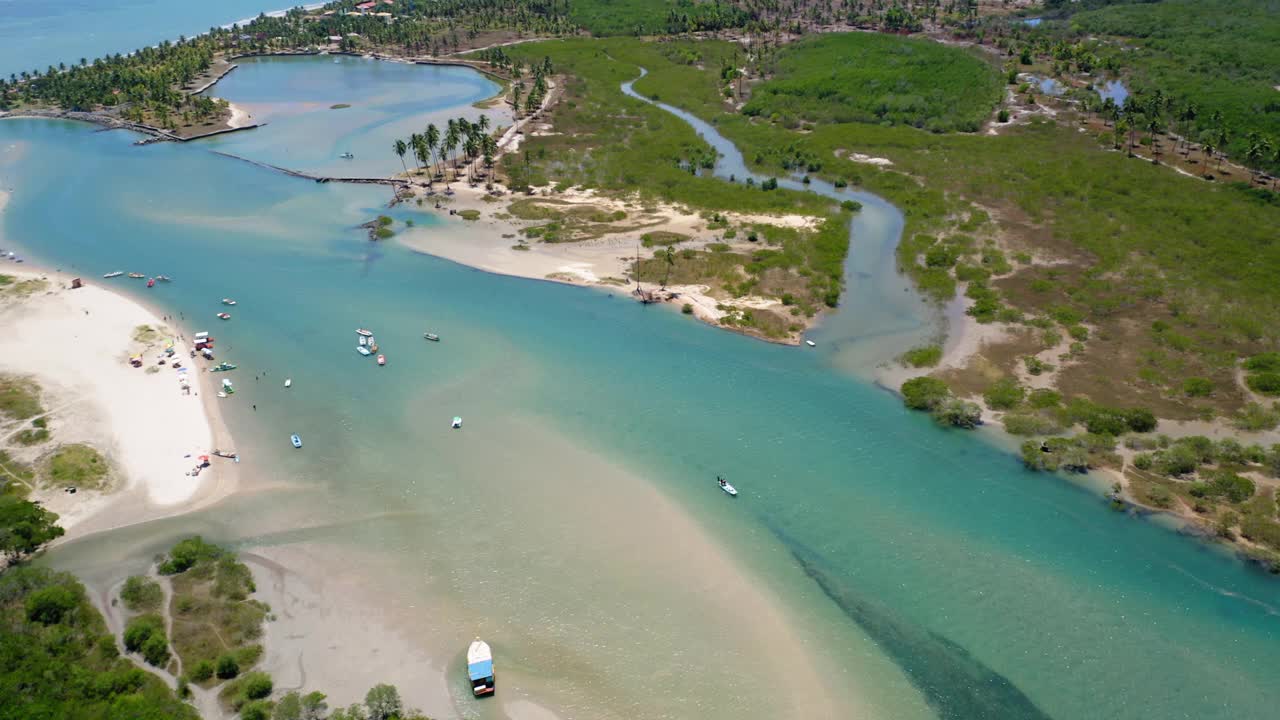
[3,56,1280,720]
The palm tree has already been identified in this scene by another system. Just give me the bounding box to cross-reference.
[425,123,440,179]
[1201,140,1216,176]
[393,139,409,176]
[408,133,424,175]
[1245,133,1272,185]
[1146,115,1162,162]
[1177,102,1197,156]
[1214,126,1230,173]
[478,114,490,135]
[661,247,676,288]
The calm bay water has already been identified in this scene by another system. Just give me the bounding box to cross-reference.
[2,54,1280,720]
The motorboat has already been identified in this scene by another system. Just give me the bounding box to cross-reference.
[356,328,373,337]
[356,346,372,356]
[216,312,231,320]
[210,362,237,372]
[221,298,237,306]
[290,434,302,448]
[423,333,440,342]
[358,335,367,346]
[156,275,172,282]
[221,379,234,393]
[451,416,463,429]
[128,273,145,279]
[377,354,386,366]
[369,342,379,353]
[284,378,292,388]
[717,475,738,497]
[467,640,495,697]
[147,278,156,288]
[805,340,816,347]
[103,271,123,278]
[340,152,355,159]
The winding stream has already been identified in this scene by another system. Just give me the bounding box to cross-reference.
[621,70,937,371]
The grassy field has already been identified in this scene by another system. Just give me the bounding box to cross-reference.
[742,32,1004,132]
[45,444,108,489]
[1069,0,1280,172]
[0,375,43,421]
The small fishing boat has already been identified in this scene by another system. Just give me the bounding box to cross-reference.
[128,272,145,279]
[451,416,463,429]
[340,152,355,160]
[369,342,379,353]
[358,335,367,346]
[717,475,738,497]
[103,271,123,278]
[284,378,292,388]
[156,275,172,282]
[290,434,302,448]
[221,298,237,306]
[356,346,372,356]
[356,328,373,337]
[216,312,231,320]
[210,362,237,372]
[423,333,440,342]
[147,278,156,288]
[467,640,495,697]
[221,379,234,393]
[805,340,816,347]
[377,354,386,366]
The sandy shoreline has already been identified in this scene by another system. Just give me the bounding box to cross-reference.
[0,259,238,537]
[396,183,822,343]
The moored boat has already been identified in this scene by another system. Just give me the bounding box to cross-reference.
[103,271,123,278]
[290,434,302,448]
[128,272,145,279]
[805,340,816,347]
[210,362,237,372]
[216,312,231,320]
[221,298,237,306]
[356,328,373,337]
[146,278,156,288]
[284,378,292,388]
[356,346,372,356]
[156,275,172,282]
[451,416,463,429]
[377,354,386,366]
[467,640,495,697]
[423,333,440,342]
[358,335,367,346]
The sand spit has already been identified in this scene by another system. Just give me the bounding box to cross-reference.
[0,266,235,535]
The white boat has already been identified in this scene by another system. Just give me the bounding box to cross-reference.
[423,333,440,342]
[103,271,123,278]
[717,476,738,497]
[340,152,354,159]
[291,434,302,448]
[467,640,495,697]
[358,335,367,346]
[222,298,237,306]
[805,340,816,347]
[451,416,463,429]
[356,328,373,337]
[216,391,227,398]
[357,346,372,356]
[284,378,292,388]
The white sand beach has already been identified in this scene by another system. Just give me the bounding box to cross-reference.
[0,266,233,534]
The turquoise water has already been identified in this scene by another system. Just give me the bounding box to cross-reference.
[205,55,507,179]
[3,58,1280,720]
[0,0,282,78]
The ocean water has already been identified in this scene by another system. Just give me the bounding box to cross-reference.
[3,57,1280,720]
[0,0,282,78]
